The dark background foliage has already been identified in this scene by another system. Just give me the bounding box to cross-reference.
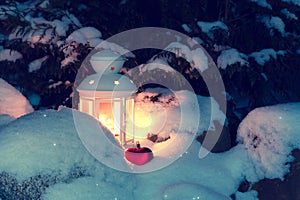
[0,0,300,144]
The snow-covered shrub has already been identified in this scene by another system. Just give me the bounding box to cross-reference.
[0,0,102,109]
[237,103,300,181]
[217,48,249,69]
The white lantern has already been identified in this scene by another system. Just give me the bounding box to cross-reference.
[77,50,137,147]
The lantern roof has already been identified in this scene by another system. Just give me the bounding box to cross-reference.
[77,73,137,95]
[90,50,126,74]
[91,50,125,61]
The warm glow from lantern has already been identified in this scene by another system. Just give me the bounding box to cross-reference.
[98,102,120,135]
[99,114,115,133]
[134,108,152,128]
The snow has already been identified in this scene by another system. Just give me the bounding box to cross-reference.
[60,27,103,67]
[95,40,135,58]
[0,0,299,198]
[1,83,299,199]
[250,0,272,9]
[120,0,127,5]
[0,49,23,62]
[28,56,48,72]
[282,0,300,6]
[197,21,229,39]
[135,89,226,132]
[0,36,6,43]
[281,8,298,20]
[9,25,58,44]
[249,48,285,65]
[43,177,129,200]
[261,16,286,36]
[27,29,57,44]
[66,27,102,47]
[213,44,230,52]
[140,62,174,73]
[161,183,229,200]
[48,81,63,89]
[192,37,204,45]
[181,24,192,33]
[0,78,33,118]
[0,5,16,20]
[0,114,14,128]
[8,10,82,44]
[217,48,248,69]
[165,42,209,72]
[0,109,105,182]
[261,73,268,81]
[78,4,88,11]
[237,103,300,181]
[0,88,254,199]
[38,0,49,8]
[75,88,224,173]
[235,190,258,200]
[136,143,250,199]
[52,19,69,37]
[191,48,209,72]
[66,12,82,28]
[60,50,80,67]
[165,42,192,60]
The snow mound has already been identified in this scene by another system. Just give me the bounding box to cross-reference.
[0,78,33,118]
[0,49,22,62]
[0,108,137,199]
[0,108,104,181]
[237,103,300,181]
[249,48,285,65]
[0,114,14,128]
[43,177,130,200]
[0,89,262,199]
[162,182,229,200]
[135,143,251,199]
[217,48,248,69]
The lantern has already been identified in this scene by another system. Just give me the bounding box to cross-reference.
[77,50,137,147]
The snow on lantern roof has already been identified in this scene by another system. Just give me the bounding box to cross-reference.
[77,73,137,98]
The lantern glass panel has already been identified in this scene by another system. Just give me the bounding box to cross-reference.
[80,99,93,116]
[98,100,120,135]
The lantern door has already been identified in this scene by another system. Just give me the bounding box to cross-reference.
[95,97,135,147]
